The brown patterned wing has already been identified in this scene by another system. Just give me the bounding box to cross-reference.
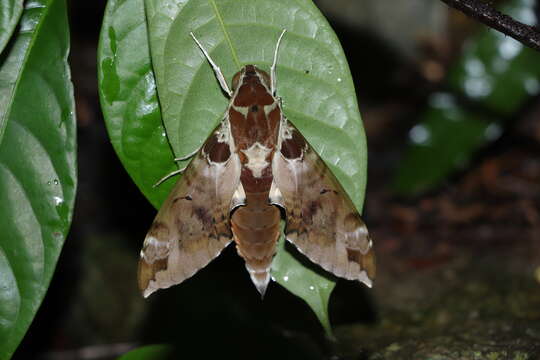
[138,125,242,297]
[271,120,375,287]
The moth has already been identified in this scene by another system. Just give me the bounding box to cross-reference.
[138,30,375,298]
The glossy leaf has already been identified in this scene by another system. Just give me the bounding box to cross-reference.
[145,0,367,202]
[101,0,368,331]
[272,233,336,337]
[0,0,23,56]
[98,0,176,208]
[394,0,540,195]
[0,0,76,358]
[145,0,367,331]
[117,345,173,360]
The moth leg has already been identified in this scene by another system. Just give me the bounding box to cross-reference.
[174,146,201,162]
[153,167,187,188]
[270,29,287,96]
[190,32,232,97]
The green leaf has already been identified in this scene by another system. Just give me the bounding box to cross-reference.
[98,0,176,209]
[117,345,173,360]
[272,233,336,337]
[0,0,23,55]
[146,0,367,332]
[145,0,367,204]
[0,0,76,358]
[101,0,367,332]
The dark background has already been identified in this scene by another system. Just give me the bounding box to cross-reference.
[13,1,540,359]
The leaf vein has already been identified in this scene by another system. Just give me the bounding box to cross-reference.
[208,0,241,69]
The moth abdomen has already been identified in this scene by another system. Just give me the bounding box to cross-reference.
[231,192,281,296]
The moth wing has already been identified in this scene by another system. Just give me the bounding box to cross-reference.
[138,126,242,297]
[271,120,375,286]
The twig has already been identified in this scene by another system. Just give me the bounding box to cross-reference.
[440,0,540,52]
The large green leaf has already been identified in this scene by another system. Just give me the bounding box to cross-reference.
[100,0,367,332]
[0,0,76,358]
[0,0,23,56]
[98,0,176,208]
[146,0,367,332]
[145,0,367,201]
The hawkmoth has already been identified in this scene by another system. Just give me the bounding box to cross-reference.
[138,30,375,298]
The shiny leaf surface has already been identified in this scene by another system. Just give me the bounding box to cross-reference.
[272,233,336,336]
[145,0,367,202]
[0,0,76,358]
[0,0,23,55]
[98,0,176,208]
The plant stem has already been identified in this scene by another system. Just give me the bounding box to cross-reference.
[440,0,540,52]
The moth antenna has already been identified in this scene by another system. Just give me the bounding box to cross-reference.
[174,146,201,162]
[190,32,233,97]
[270,29,286,95]
[153,167,186,187]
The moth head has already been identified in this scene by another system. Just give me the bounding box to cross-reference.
[232,65,271,90]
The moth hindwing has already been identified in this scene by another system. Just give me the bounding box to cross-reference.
[138,30,375,298]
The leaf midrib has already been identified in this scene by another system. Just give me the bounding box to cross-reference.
[208,0,241,70]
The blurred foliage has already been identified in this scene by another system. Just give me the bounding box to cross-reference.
[316,0,448,60]
[394,0,540,195]
[117,345,173,360]
[0,0,23,54]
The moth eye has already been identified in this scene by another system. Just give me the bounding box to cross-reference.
[185,195,192,201]
[258,69,271,87]
[232,71,242,90]
[319,188,336,195]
